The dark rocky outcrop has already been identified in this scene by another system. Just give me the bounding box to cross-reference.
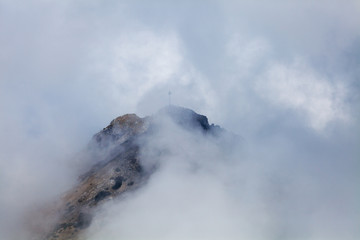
[157,106,223,135]
[111,176,123,190]
[43,106,237,240]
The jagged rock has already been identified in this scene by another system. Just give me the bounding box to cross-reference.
[43,106,237,240]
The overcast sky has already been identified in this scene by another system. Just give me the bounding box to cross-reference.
[0,0,359,239]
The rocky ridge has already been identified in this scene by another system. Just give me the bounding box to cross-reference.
[43,106,233,240]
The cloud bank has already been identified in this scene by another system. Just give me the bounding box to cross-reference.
[0,0,359,239]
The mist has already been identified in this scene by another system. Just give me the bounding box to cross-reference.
[80,109,358,240]
[0,0,359,239]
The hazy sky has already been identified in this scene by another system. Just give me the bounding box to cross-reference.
[0,0,359,239]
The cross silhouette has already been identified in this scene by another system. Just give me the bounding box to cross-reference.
[168,91,172,106]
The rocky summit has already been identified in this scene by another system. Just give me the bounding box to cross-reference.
[41,106,236,240]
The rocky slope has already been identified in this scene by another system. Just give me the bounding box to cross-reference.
[42,106,235,240]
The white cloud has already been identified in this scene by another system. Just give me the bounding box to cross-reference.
[0,0,359,239]
[227,34,271,74]
[255,59,349,131]
[82,28,219,116]
[108,31,182,99]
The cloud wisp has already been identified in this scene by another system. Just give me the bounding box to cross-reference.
[0,0,359,239]
[84,108,359,240]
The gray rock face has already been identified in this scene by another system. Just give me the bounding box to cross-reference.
[157,105,223,134]
[43,106,235,240]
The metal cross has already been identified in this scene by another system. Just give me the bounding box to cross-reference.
[168,91,172,106]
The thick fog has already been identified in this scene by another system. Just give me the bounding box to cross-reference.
[84,112,357,240]
[0,0,359,239]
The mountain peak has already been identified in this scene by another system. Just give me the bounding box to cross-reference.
[157,105,211,131]
[43,106,234,240]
